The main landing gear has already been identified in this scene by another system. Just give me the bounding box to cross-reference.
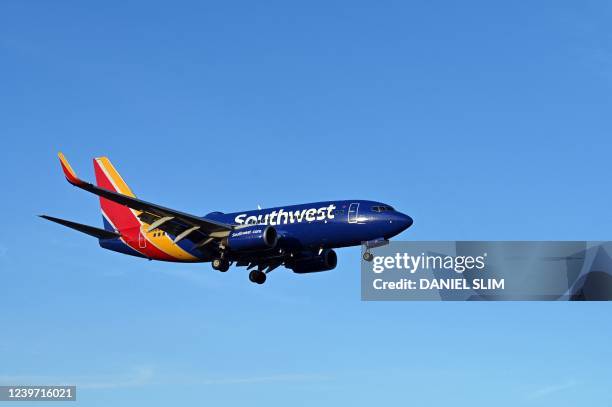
[212,258,230,272]
[248,270,267,285]
[211,255,271,285]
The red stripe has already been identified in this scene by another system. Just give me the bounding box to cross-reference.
[59,160,83,185]
[93,159,176,261]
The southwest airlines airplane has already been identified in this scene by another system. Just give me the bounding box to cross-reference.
[41,153,413,284]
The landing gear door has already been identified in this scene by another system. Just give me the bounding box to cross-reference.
[348,202,359,224]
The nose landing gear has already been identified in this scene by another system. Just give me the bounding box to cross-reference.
[362,239,389,262]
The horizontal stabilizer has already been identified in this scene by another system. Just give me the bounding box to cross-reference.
[40,215,121,240]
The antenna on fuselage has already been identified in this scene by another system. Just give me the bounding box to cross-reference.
[257,204,262,210]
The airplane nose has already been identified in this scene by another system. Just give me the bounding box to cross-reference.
[383,211,413,238]
[400,213,413,231]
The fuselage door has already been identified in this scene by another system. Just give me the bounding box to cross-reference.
[348,202,359,224]
[138,227,147,248]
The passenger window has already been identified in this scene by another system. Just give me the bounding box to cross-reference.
[372,206,394,212]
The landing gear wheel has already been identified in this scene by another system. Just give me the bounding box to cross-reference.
[212,258,230,272]
[249,270,267,284]
[363,251,374,262]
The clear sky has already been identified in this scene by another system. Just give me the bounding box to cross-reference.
[1,1,611,406]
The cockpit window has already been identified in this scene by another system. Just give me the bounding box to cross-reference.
[372,205,394,212]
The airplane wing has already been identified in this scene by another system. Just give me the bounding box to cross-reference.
[57,153,234,245]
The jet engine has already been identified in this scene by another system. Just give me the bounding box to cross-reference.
[288,249,337,273]
[226,225,278,252]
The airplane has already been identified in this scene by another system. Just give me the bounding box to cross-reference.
[41,153,413,284]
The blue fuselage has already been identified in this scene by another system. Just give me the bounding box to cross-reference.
[99,199,412,262]
[206,199,413,250]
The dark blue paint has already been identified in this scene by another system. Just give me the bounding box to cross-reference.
[98,200,413,263]
[207,199,412,252]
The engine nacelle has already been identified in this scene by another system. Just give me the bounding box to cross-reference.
[226,225,278,252]
[288,249,337,273]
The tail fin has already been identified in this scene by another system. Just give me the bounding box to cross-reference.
[93,157,141,233]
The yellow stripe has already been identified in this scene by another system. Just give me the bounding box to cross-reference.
[96,156,198,261]
[144,228,199,261]
[58,152,78,178]
[95,157,136,197]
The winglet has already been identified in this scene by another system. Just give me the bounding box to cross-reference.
[58,152,83,186]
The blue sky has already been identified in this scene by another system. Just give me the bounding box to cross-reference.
[1,0,611,405]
